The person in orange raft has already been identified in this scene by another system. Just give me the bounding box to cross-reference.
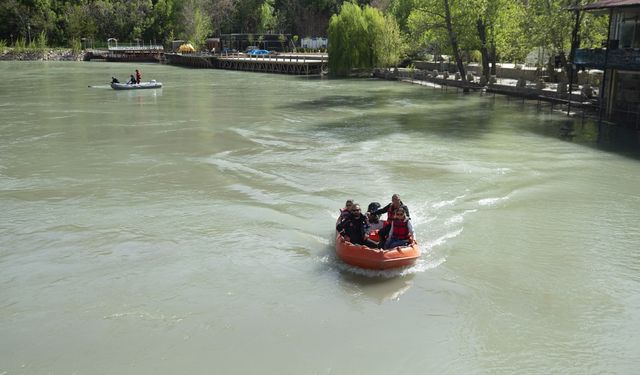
[383,207,414,249]
[370,194,410,248]
[135,69,141,84]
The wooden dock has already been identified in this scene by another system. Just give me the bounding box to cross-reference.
[84,46,164,62]
[106,45,164,62]
[164,53,328,75]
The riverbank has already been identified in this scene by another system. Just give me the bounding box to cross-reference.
[373,67,601,118]
[0,48,83,61]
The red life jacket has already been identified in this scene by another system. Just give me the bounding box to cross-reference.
[391,219,410,240]
[384,205,397,224]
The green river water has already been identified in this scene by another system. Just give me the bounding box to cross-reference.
[1,61,639,374]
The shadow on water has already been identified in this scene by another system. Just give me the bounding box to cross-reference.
[292,93,502,141]
[525,115,640,160]
[282,83,640,159]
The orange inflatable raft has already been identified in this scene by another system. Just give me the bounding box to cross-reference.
[335,231,421,270]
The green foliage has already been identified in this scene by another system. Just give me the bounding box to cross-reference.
[177,0,212,50]
[328,2,404,76]
[70,38,82,54]
[491,0,528,63]
[14,37,27,53]
[468,49,481,63]
[522,0,573,53]
[234,0,264,33]
[0,0,617,63]
[406,0,479,57]
[36,31,48,51]
[146,0,176,44]
[388,0,422,33]
[579,10,608,49]
[258,0,279,33]
[377,14,405,68]
[328,2,371,76]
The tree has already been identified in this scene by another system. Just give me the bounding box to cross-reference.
[146,0,177,44]
[442,0,466,83]
[276,0,337,36]
[258,0,279,33]
[202,0,239,35]
[328,2,403,76]
[377,14,405,68]
[473,0,519,80]
[233,0,263,32]
[405,0,476,79]
[178,0,212,49]
[388,0,423,33]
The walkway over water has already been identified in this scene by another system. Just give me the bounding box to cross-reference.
[84,45,164,62]
[164,52,328,75]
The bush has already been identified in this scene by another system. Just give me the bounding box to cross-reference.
[468,50,481,63]
[70,38,82,54]
[14,37,27,53]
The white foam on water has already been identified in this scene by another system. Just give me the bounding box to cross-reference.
[478,195,510,206]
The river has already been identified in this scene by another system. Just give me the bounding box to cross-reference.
[1,61,639,374]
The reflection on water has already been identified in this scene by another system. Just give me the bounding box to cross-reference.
[115,88,162,104]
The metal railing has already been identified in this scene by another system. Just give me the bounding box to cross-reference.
[109,45,164,51]
[575,48,640,70]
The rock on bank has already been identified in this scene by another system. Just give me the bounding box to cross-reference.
[0,49,84,61]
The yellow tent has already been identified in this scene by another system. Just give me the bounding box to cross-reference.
[177,43,195,53]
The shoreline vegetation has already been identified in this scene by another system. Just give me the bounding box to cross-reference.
[0,48,83,61]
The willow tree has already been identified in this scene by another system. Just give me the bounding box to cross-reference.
[377,14,405,69]
[258,0,279,33]
[328,2,403,76]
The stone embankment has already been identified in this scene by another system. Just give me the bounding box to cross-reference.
[0,49,84,61]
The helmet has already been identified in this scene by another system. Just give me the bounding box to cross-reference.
[367,202,381,213]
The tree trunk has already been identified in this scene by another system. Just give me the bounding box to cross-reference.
[443,0,467,88]
[566,9,581,83]
[490,41,497,76]
[476,18,490,82]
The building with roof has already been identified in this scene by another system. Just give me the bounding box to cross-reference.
[573,0,640,128]
[219,34,292,52]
